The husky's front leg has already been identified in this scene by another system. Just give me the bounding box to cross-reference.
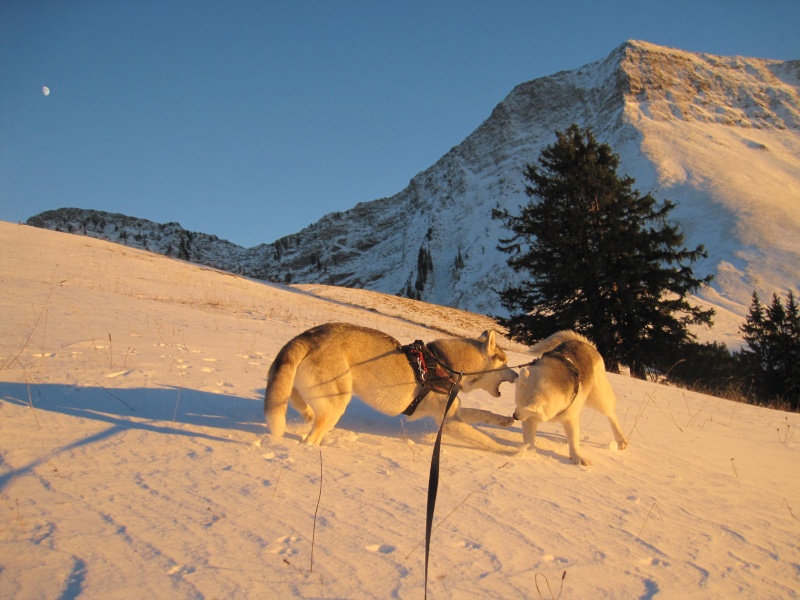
[516,418,538,456]
[457,407,514,428]
[562,417,591,466]
[443,419,514,454]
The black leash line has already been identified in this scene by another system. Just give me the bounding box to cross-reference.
[419,351,542,596]
[436,359,537,378]
[424,373,462,599]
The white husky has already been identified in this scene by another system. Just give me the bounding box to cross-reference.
[265,323,518,448]
[513,330,628,465]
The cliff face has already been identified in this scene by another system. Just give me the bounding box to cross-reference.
[28,41,800,317]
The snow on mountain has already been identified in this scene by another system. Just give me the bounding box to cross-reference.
[617,41,800,315]
[26,41,800,349]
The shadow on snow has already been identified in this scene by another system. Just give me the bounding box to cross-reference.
[0,381,265,491]
[0,381,520,491]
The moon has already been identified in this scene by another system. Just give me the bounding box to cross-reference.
[42,86,50,96]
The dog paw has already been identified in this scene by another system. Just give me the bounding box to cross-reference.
[570,454,591,466]
[515,444,535,458]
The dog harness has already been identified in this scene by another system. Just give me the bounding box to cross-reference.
[400,340,458,416]
[539,350,581,417]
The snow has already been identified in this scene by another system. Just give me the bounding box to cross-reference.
[1,221,799,599]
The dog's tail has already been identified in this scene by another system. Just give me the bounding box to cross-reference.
[527,329,594,355]
[264,336,310,439]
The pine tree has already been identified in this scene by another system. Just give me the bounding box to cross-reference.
[785,292,800,406]
[493,124,714,376]
[740,291,800,409]
[740,291,767,353]
[739,291,768,394]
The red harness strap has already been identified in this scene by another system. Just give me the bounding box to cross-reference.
[401,340,456,415]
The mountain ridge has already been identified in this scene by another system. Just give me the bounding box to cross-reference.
[26,40,800,338]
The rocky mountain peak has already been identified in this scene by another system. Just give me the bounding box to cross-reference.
[617,40,800,129]
[27,42,800,337]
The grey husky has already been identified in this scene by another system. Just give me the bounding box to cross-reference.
[265,323,518,448]
[513,330,628,465]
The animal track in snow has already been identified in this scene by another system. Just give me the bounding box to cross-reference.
[260,448,292,463]
[271,534,301,557]
[542,554,569,564]
[166,564,196,577]
[639,557,671,567]
[456,540,482,550]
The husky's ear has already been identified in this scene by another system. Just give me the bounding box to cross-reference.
[479,330,497,354]
[518,366,531,382]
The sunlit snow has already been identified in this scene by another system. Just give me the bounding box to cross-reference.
[2,222,798,598]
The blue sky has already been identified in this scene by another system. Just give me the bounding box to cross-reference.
[2,1,798,248]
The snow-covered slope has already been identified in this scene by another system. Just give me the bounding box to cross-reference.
[2,221,798,599]
[619,42,800,316]
[27,40,800,343]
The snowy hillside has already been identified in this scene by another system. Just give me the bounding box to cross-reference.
[27,40,800,349]
[2,221,798,599]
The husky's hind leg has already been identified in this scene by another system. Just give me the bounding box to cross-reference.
[303,397,349,446]
[290,391,314,422]
[606,412,628,450]
[302,374,353,446]
[588,377,628,450]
